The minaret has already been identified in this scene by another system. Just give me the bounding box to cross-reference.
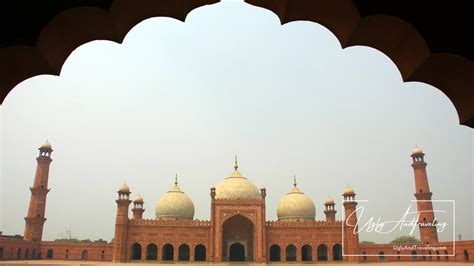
[209,186,216,262]
[24,140,53,245]
[411,146,438,244]
[324,197,336,221]
[113,183,131,262]
[132,194,145,219]
[342,186,359,261]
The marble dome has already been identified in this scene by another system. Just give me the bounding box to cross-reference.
[214,159,261,200]
[155,178,194,220]
[324,196,335,205]
[343,186,355,196]
[277,178,316,221]
[39,140,52,150]
[118,183,130,194]
[411,146,424,155]
[133,194,144,204]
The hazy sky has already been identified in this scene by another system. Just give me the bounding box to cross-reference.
[1,1,472,243]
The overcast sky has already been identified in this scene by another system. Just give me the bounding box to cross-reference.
[1,1,472,244]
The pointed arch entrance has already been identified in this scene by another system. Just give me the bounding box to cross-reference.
[222,214,254,261]
[146,244,157,260]
[302,244,312,261]
[286,245,296,261]
[131,243,141,260]
[333,244,343,261]
[229,243,245,261]
[178,244,190,261]
[162,244,174,261]
[317,244,328,261]
[269,245,281,261]
[46,249,53,259]
[194,244,206,261]
[81,250,88,260]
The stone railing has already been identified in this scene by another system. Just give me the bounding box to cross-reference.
[213,198,264,204]
[266,220,343,227]
[41,240,113,247]
[130,218,211,227]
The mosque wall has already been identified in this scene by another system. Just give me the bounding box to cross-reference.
[0,237,36,260]
[0,237,113,261]
[359,240,474,262]
[266,220,343,262]
[39,241,113,261]
[124,219,211,261]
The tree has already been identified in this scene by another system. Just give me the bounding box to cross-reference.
[54,238,79,243]
[390,236,419,243]
[360,240,375,245]
[58,226,74,240]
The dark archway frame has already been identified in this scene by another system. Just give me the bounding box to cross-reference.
[1,0,472,127]
[221,214,255,261]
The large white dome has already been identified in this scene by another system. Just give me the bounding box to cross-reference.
[277,181,316,221]
[214,160,261,200]
[155,180,194,220]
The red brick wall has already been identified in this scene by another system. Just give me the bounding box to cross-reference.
[124,219,211,261]
[40,241,113,261]
[359,240,474,262]
[0,238,37,260]
[266,220,344,262]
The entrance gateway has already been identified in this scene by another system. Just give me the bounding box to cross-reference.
[221,214,254,261]
[229,243,245,261]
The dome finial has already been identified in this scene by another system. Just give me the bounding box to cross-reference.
[175,173,178,186]
[293,174,297,187]
[234,155,238,171]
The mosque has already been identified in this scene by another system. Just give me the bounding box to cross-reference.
[0,141,472,263]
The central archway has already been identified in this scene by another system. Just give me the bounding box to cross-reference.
[222,214,254,261]
[229,243,245,261]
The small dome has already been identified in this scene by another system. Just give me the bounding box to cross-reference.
[214,158,261,200]
[277,178,316,221]
[155,179,194,220]
[118,183,130,193]
[343,186,355,196]
[133,194,144,204]
[39,140,52,150]
[324,196,335,205]
[411,146,423,155]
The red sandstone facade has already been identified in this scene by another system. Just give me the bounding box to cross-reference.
[0,143,472,263]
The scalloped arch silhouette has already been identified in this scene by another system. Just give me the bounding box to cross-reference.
[0,0,473,127]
